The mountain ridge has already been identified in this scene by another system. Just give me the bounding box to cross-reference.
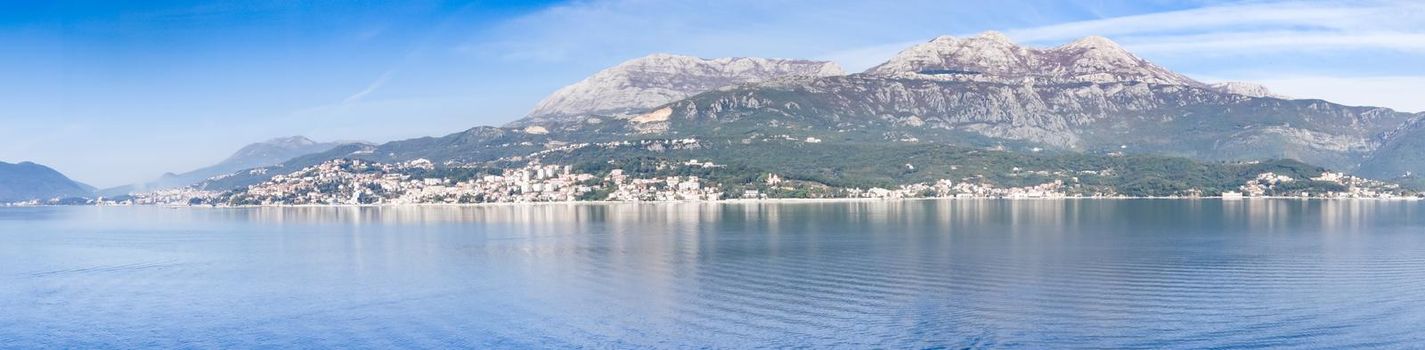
[1209,82,1286,98]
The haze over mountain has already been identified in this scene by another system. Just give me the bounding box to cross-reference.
[141,33,1425,193]
[0,161,94,202]
[187,136,353,179]
[100,136,356,195]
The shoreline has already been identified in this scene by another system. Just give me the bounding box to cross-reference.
[6,195,1421,209]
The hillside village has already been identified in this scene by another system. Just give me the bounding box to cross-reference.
[7,133,1417,206]
[66,140,1418,206]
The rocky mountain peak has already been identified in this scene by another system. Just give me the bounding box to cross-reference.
[1062,35,1122,51]
[1210,82,1288,98]
[972,31,1015,44]
[930,31,1016,46]
[522,54,844,122]
[928,35,958,44]
[867,32,1031,78]
[1058,36,1136,66]
[261,136,318,148]
[866,33,1203,87]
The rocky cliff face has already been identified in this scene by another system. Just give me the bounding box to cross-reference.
[654,74,1412,171]
[519,54,844,125]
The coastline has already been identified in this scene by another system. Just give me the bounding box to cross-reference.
[8,195,1419,209]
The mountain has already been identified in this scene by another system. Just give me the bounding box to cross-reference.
[865,32,1202,87]
[0,161,94,202]
[181,33,1425,194]
[187,127,573,191]
[102,136,354,195]
[198,136,351,175]
[517,54,844,125]
[615,33,1417,178]
[650,73,1412,170]
[1359,112,1425,184]
[1210,82,1285,98]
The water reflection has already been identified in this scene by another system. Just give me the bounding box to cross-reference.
[153,199,1422,235]
[2,199,1423,348]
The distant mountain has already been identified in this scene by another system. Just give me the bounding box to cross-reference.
[0,161,93,202]
[189,128,570,191]
[1209,82,1286,99]
[1359,113,1425,183]
[516,54,843,126]
[182,33,1425,193]
[103,136,356,195]
[200,136,351,175]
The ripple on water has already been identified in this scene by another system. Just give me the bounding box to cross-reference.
[2,200,1424,348]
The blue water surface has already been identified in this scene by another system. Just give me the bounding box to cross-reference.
[2,199,1424,348]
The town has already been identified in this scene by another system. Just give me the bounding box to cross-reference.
[7,138,1413,207]
[72,157,1416,207]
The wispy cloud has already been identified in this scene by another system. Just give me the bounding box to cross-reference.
[1005,0,1425,54]
[341,3,478,105]
[1122,31,1425,55]
[1009,1,1394,41]
[462,0,1141,65]
[342,69,395,104]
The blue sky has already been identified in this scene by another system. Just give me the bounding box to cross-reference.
[3,0,1423,187]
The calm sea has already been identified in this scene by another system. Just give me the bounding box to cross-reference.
[3,200,1424,348]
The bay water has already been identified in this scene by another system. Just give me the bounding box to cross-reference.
[3,199,1424,348]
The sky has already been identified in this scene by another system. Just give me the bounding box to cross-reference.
[2,0,1423,187]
